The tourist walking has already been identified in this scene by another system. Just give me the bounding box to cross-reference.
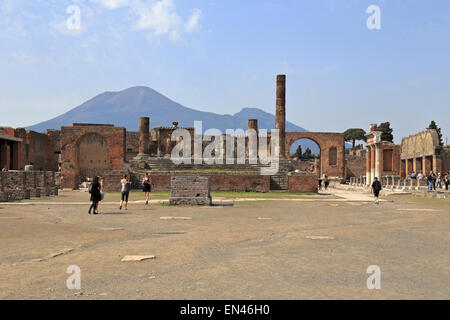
[88,176,102,215]
[142,173,152,205]
[120,174,131,210]
[436,173,442,189]
[324,175,330,191]
[417,170,424,180]
[444,173,449,191]
[371,177,382,205]
[427,171,436,191]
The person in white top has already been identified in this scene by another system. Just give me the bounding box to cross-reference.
[120,175,131,210]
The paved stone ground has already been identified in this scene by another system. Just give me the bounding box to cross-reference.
[0,190,448,300]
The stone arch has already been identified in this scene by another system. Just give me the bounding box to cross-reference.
[76,133,110,181]
[288,137,322,175]
[285,132,345,178]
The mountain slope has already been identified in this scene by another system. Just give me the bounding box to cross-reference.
[27,86,307,134]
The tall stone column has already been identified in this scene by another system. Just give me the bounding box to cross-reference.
[366,146,371,185]
[375,144,381,180]
[370,146,375,184]
[275,75,286,158]
[248,119,258,163]
[138,117,150,157]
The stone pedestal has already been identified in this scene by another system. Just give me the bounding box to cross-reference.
[169,176,212,206]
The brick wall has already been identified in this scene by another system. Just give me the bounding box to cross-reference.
[103,171,271,192]
[61,124,126,189]
[345,154,366,179]
[288,173,319,193]
[0,171,56,202]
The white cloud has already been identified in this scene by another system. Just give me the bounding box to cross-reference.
[90,0,130,9]
[185,8,201,33]
[130,0,202,43]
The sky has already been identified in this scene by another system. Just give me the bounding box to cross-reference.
[1,0,449,144]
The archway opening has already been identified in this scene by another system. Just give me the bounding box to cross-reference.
[289,138,321,175]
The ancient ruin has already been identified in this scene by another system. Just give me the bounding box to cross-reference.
[400,129,449,177]
[169,176,212,206]
[1,74,449,203]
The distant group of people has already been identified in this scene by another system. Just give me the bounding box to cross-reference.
[88,173,153,215]
[409,170,449,191]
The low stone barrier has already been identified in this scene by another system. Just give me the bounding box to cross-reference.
[0,170,57,202]
[103,172,271,193]
[288,173,319,193]
[169,176,212,206]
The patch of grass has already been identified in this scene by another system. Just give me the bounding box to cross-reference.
[211,191,318,199]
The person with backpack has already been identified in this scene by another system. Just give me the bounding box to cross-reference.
[89,176,102,215]
[427,171,436,191]
[371,177,382,205]
[142,173,151,206]
[120,174,131,210]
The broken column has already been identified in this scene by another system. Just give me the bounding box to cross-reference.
[248,119,258,163]
[138,117,150,158]
[276,75,286,158]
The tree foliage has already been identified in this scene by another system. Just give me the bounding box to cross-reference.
[427,121,444,146]
[378,122,394,142]
[293,145,302,158]
[344,128,366,149]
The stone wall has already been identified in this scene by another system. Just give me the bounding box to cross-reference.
[288,173,319,193]
[126,131,140,161]
[60,124,126,189]
[169,176,212,206]
[0,170,57,202]
[103,171,271,192]
[345,154,366,179]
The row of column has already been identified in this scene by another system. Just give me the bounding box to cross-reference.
[403,156,437,176]
[366,144,381,186]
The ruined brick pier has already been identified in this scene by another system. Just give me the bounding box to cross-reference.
[169,176,212,206]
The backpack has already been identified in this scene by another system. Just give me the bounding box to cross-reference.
[88,183,93,194]
[123,182,131,193]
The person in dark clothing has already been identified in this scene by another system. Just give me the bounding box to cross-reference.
[427,171,436,191]
[371,177,382,205]
[142,173,151,206]
[89,176,102,215]
[324,176,330,191]
[318,178,323,191]
[444,173,449,191]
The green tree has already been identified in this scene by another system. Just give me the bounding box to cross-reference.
[344,128,367,150]
[293,145,302,158]
[427,121,444,146]
[302,147,313,160]
[378,122,394,142]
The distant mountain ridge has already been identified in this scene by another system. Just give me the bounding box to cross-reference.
[27,86,308,134]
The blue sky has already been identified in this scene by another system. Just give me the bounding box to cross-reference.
[1,0,449,144]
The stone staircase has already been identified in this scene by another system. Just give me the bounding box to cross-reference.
[127,156,295,191]
[128,157,274,173]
